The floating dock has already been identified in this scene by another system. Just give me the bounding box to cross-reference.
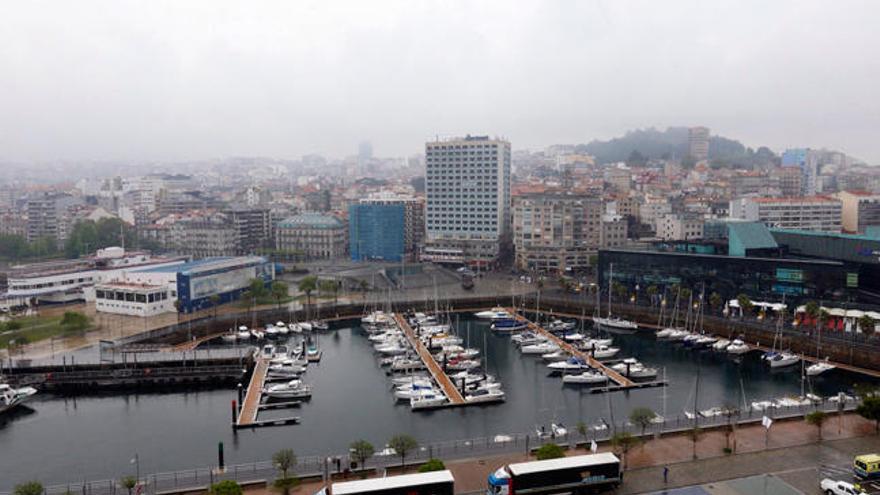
[394,314,466,406]
[508,309,655,391]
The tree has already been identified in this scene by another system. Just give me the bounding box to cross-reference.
[359,279,369,300]
[646,285,659,307]
[272,449,298,495]
[320,279,339,305]
[736,294,752,317]
[629,407,656,438]
[709,292,723,312]
[418,459,446,473]
[610,432,638,469]
[576,421,589,450]
[860,315,876,336]
[250,278,267,300]
[299,276,318,309]
[210,480,242,495]
[535,443,566,460]
[271,281,290,309]
[857,396,880,433]
[387,434,418,470]
[805,410,829,442]
[804,300,820,322]
[120,476,137,495]
[13,481,43,495]
[349,439,375,470]
[721,404,740,452]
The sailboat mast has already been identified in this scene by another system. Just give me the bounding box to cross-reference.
[607,263,613,318]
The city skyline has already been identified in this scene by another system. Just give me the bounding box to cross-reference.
[1,1,879,164]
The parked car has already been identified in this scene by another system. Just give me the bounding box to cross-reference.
[821,478,867,495]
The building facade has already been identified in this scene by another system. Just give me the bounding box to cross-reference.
[166,211,239,258]
[688,126,710,162]
[837,191,880,234]
[655,213,705,241]
[276,212,347,259]
[511,192,602,273]
[423,136,511,266]
[349,192,424,262]
[729,196,842,232]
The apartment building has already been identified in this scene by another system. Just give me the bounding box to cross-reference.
[729,196,842,232]
[837,190,880,234]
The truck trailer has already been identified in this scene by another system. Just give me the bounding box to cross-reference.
[487,453,621,495]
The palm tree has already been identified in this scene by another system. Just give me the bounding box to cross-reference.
[860,315,876,337]
[271,281,289,309]
[272,449,298,495]
[721,403,739,452]
[298,276,318,315]
[806,411,829,442]
[736,293,752,318]
[689,426,703,459]
[388,434,418,471]
[646,285,659,307]
[120,476,137,495]
[320,279,339,305]
[804,300,820,327]
[610,432,638,469]
[709,292,723,313]
[575,421,589,450]
[349,439,375,471]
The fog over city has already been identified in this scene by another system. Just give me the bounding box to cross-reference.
[1,0,878,164]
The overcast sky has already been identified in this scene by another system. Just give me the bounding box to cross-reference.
[1,0,878,164]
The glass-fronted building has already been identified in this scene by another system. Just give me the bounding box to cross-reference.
[598,249,858,304]
[349,202,406,262]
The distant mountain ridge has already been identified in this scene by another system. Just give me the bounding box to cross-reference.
[574,126,778,169]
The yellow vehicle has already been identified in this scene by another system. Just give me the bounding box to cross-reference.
[853,454,880,479]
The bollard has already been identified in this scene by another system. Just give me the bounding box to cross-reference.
[218,441,225,470]
[231,400,238,424]
[237,384,243,409]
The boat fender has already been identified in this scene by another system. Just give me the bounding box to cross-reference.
[145,368,152,375]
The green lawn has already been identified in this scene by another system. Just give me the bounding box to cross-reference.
[0,314,94,349]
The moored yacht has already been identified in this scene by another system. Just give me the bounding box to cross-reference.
[806,358,836,376]
[0,383,37,414]
[561,370,607,385]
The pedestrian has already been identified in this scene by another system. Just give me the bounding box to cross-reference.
[663,465,669,484]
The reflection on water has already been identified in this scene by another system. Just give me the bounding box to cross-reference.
[0,317,873,488]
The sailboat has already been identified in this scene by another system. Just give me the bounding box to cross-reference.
[805,318,836,376]
[592,263,638,333]
[763,303,799,369]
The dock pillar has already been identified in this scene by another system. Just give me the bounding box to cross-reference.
[237,383,243,407]
[231,400,238,424]
[218,442,225,470]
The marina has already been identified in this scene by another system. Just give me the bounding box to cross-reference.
[2,314,879,488]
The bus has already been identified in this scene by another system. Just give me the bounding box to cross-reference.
[487,453,621,495]
[324,470,455,495]
[854,454,880,479]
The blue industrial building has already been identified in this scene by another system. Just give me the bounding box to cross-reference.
[349,202,406,262]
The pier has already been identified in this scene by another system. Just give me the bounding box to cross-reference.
[393,314,466,406]
[235,358,269,428]
[508,309,642,390]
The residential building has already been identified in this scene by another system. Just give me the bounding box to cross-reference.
[423,135,511,267]
[26,192,81,244]
[511,192,602,273]
[781,148,821,195]
[638,196,673,231]
[166,211,239,258]
[688,126,710,162]
[0,210,27,237]
[600,214,628,248]
[605,167,632,192]
[223,207,273,254]
[349,192,424,262]
[729,196,842,232]
[837,190,880,234]
[276,212,347,259]
[655,213,704,241]
[770,167,803,197]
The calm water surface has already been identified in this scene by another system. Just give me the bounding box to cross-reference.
[0,317,871,488]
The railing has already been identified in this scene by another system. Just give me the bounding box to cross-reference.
[3,400,856,495]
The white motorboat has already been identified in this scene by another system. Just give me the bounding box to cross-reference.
[275,322,290,336]
[668,329,689,341]
[541,350,569,362]
[375,343,408,356]
[267,367,305,379]
[362,311,391,325]
[299,322,313,332]
[520,342,559,355]
[712,338,731,351]
[391,374,430,386]
[221,331,238,343]
[474,308,512,320]
[726,339,750,355]
[806,358,836,376]
[750,400,777,411]
[311,320,329,331]
[410,393,448,410]
[390,359,426,372]
[589,345,620,359]
[562,332,585,342]
[562,370,607,385]
[395,385,437,401]
[237,326,251,340]
[0,383,37,414]
[306,346,322,362]
[694,335,717,347]
[611,358,658,379]
[465,388,505,404]
[655,327,677,339]
[446,359,480,371]
[551,423,568,437]
[699,407,725,418]
[263,380,312,399]
[448,371,495,385]
[288,323,303,334]
[264,325,281,338]
[764,351,799,369]
[592,316,639,332]
[511,331,538,346]
[547,357,590,372]
[578,338,613,350]
[261,344,276,358]
[250,329,265,340]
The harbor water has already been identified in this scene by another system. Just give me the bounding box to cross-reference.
[0,316,873,488]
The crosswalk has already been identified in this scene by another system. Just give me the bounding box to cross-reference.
[819,463,880,494]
